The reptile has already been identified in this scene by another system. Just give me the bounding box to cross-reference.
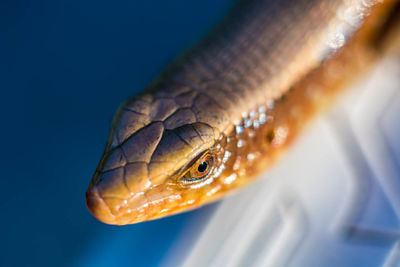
[86,0,399,225]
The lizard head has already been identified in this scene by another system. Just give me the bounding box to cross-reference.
[86,84,238,225]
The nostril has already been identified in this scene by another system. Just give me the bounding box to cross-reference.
[86,187,117,225]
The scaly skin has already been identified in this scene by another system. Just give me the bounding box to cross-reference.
[86,0,394,225]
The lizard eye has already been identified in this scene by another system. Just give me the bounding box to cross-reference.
[179,151,214,185]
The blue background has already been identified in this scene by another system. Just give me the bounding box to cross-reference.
[0,0,232,266]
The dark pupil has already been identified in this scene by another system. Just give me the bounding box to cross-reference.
[197,161,208,173]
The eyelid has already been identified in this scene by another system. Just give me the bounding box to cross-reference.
[171,150,208,181]
[177,150,214,185]
[188,154,213,177]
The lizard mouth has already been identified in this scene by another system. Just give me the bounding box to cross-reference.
[86,183,151,225]
[86,173,188,225]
